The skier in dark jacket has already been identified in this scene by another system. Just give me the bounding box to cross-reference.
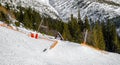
[55,32,64,40]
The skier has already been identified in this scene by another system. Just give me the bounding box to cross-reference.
[55,33,61,40]
[55,32,64,40]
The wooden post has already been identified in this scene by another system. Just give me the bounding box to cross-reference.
[37,18,44,32]
[83,29,88,44]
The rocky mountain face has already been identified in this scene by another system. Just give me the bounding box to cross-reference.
[50,0,120,22]
[0,0,59,19]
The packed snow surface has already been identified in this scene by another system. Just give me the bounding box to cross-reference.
[0,25,120,65]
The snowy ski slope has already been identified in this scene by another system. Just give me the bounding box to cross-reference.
[0,24,120,65]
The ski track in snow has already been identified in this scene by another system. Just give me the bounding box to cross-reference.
[0,24,120,65]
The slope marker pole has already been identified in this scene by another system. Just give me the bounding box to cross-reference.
[83,29,88,44]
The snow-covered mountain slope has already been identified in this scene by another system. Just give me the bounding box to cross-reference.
[50,0,120,22]
[0,23,120,65]
[0,0,59,19]
[1,0,120,22]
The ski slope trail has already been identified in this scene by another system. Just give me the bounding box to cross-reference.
[0,26,120,65]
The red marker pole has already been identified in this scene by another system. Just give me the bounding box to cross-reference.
[31,33,35,38]
[35,33,39,39]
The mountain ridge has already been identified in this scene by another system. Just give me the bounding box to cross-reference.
[50,0,120,22]
[0,0,59,19]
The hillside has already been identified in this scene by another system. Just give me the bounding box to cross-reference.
[0,21,120,65]
[0,0,59,19]
[50,0,120,22]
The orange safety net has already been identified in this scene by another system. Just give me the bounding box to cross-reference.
[0,23,7,27]
[81,43,108,54]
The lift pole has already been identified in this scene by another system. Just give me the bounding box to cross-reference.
[37,18,44,32]
[83,29,88,44]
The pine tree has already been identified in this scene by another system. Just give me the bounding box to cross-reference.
[32,10,42,31]
[23,8,33,29]
[19,6,24,23]
[104,21,120,52]
[0,11,7,21]
[5,3,10,10]
[68,14,82,42]
[55,20,64,34]
[62,23,72,40]
[78,8,81,23]
[77,8,84,32]
[93,22,105,50]
[84,16,90,31]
